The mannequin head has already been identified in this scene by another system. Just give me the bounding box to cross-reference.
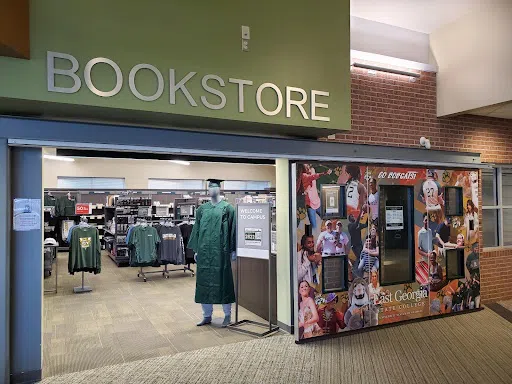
[207,179,223,203]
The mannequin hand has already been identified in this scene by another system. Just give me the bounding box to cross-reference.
[231,251,237,261]
[194,253,198,262]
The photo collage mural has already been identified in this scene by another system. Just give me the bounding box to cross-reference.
[295,163,480,341]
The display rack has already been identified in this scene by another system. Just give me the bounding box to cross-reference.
[105,194,152,266]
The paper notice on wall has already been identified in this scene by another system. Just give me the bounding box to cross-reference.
[385,206,404,230]
[13,198,41,231]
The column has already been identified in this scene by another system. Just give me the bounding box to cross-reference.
[0,139,10,383]
[275,158,292,331]
[10,146,43,383]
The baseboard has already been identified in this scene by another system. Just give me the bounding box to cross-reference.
[10,369,41,384]
[277,321,293,334]
[295,307,484,344]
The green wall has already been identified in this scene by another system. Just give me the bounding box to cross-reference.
[0,0,350,133]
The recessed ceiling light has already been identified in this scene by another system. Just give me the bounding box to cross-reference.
[44,155,75,162]
[169,160,191,166]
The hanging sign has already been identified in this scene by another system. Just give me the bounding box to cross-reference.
[236,203,270,259]
[13,198,41,231]
[75,203,92,215]
[385,206,404,230]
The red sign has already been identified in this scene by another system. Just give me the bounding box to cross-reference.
[75,203,91,215]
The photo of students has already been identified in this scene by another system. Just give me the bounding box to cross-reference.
[345,165,367,215]
[464,200,479,242]
[468,275,481,309]
[420,169,444,224]
[297,164,332,230]
[368,178,379,227]
[358,237,380,279]
[466,242,480,278]
[368,270,382,301]
[316,220,338,256]
[416,213,433,286]
[435,218,465,252]
[317,293,346,335]
[298,234,321,285]
[335,221,350,255]
[298,281,321,339]
[348,209,368,276]
[451,284,464,312]
[429,251,445,292]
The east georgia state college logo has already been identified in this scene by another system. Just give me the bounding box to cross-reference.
[79,237,92,248]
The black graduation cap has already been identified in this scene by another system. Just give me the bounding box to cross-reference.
[207,179,223,188]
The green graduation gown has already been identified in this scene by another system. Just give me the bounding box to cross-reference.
[188,200,236,304]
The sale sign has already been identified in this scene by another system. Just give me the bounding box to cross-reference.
[75,203,91,215]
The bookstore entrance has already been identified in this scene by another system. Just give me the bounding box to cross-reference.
[39,147,279,377]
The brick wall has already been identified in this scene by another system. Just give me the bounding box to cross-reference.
[324,68,512,303]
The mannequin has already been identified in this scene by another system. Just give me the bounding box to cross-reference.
[188,179,236,327]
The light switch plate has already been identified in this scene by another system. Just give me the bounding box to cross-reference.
[241,25,250,40]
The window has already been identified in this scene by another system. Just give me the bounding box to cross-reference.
[482,167,512,248]
[321,255,348,293]
[222,180,271,190]
[57,177,125,189]
[148,179,204,190]
[445,248,464,279]
[444,187,463,216]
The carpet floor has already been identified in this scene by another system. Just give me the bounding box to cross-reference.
[41,307,512,384]
[43,252,269,377]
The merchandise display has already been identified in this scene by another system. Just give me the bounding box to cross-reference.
[189,181,237,306]
[155,224,184,265]
[128,224,160,267]
[68,222,101,275]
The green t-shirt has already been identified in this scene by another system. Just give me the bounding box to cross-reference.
[129,226,160,266]
[69,226,101,274]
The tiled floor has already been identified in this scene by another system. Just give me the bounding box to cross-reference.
[43,252,268,378]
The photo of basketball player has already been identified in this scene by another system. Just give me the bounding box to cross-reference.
[368,178,379,227]
[345,165,367,215]
[420,169,444,224]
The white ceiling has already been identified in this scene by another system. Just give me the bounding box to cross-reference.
[469,102,512,120]
[351,0,485,34]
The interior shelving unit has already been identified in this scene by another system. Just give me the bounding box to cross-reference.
[44,188,276,266]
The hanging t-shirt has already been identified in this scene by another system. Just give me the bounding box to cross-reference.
[157,226,184,265]
[56,195,77,217]
[69,226,101,274]
[128,226,160,266]
[180,223,195,264]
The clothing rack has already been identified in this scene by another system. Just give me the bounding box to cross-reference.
[74,271,93,293]
[137,263,195,282]
[136,218,195,281]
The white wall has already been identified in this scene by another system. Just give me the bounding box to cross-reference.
[351,16,430,64]
[43,157,276,189]
[430,0,512,116]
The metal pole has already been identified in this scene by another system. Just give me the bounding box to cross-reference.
[268,203,272,331]
[81,271,85,289]
[235,205,239,323]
